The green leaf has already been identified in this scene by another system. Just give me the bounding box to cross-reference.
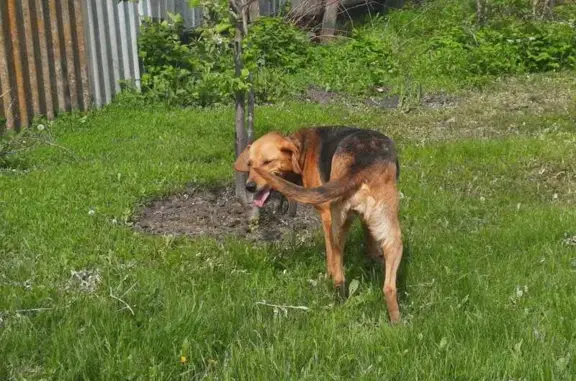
[439,337,448,350]
[215,22,232,34]
[348,279,359,298]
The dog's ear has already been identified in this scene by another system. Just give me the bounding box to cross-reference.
[234,145,251,172]
[280,138,302,174]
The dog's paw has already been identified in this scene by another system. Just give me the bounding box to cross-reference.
[334,282,348,301]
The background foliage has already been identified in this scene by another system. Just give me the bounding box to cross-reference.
[137,0,575,106]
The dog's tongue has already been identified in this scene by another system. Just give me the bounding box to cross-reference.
[253,189,271,208]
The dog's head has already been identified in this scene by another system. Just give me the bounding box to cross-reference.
[234,132,302,207]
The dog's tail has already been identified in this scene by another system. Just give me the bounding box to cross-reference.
[254,168,361,206]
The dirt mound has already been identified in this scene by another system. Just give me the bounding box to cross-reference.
[134,185,321,243]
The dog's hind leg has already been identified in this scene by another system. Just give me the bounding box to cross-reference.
[362,221,384,264]
[337,211,355,254]
[318,207,338,282]
[379,217,403,324]
[360,186,403,324]
[331,204,355,297]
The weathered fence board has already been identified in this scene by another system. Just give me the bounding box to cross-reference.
[0,0,289,131]
[0,0,141,130]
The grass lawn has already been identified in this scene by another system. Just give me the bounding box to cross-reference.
[1,72,576,380]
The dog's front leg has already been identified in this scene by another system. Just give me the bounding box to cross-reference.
[287,199,298,217]
[277,195,298,217]
[318,206,346,297]
[318,207,337,279]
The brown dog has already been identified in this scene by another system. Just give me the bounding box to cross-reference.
[234,126,403,323]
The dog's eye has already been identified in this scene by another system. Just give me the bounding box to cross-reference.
[262,159,273,165]
[247,161,252,167]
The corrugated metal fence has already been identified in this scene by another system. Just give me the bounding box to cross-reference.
[138,0,204,28]
[83,0,141,108]
[138,0,287,28]
[0,0,93,130]
[0,0,287,131]
[0,0,141,131]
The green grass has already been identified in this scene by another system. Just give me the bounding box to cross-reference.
[1,72,576,380]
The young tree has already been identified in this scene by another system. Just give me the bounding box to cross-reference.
[189,0,253,205]
[245,0,258,147]
[320,0,338,42]
[476,0,487,24]
[532,0,556,18]
[230,0,250,205]
[187,0,296,216]
[248,0,260,23]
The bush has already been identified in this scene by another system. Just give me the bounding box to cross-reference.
[138,14,309,106]
[245,17,310,73]
[383,0,576,89]
[0,127,41,169]
[420,18,576,82]
[476,21,576,73]
[136,0,576,106]
[291,18,398,94]
[138,14,234,106]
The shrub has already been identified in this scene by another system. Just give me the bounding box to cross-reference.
[136,0,576,106]
[421,18,576,81]
[392,1,576,88]
[481,21,576,73]
[0,126,42,169]
[245,17,310,73]
[295,20,398,94]
[138,14,309,106]
[138,13,234,106]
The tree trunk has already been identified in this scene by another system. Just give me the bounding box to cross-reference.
[242,4,255,145]
[246,77,259,220]
[233,0,248,205]
[476,0,486,24]
[533,0,542,17]
[247,76,255,144]
[532,0,555,18]
[248,0,260,22]
[242,0,259,219]
[320,0,338,43]
[543,0,555,18]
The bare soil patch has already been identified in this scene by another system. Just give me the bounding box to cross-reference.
[134,185,321,243]
[303,85,459,110]
[304,86,339,104]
